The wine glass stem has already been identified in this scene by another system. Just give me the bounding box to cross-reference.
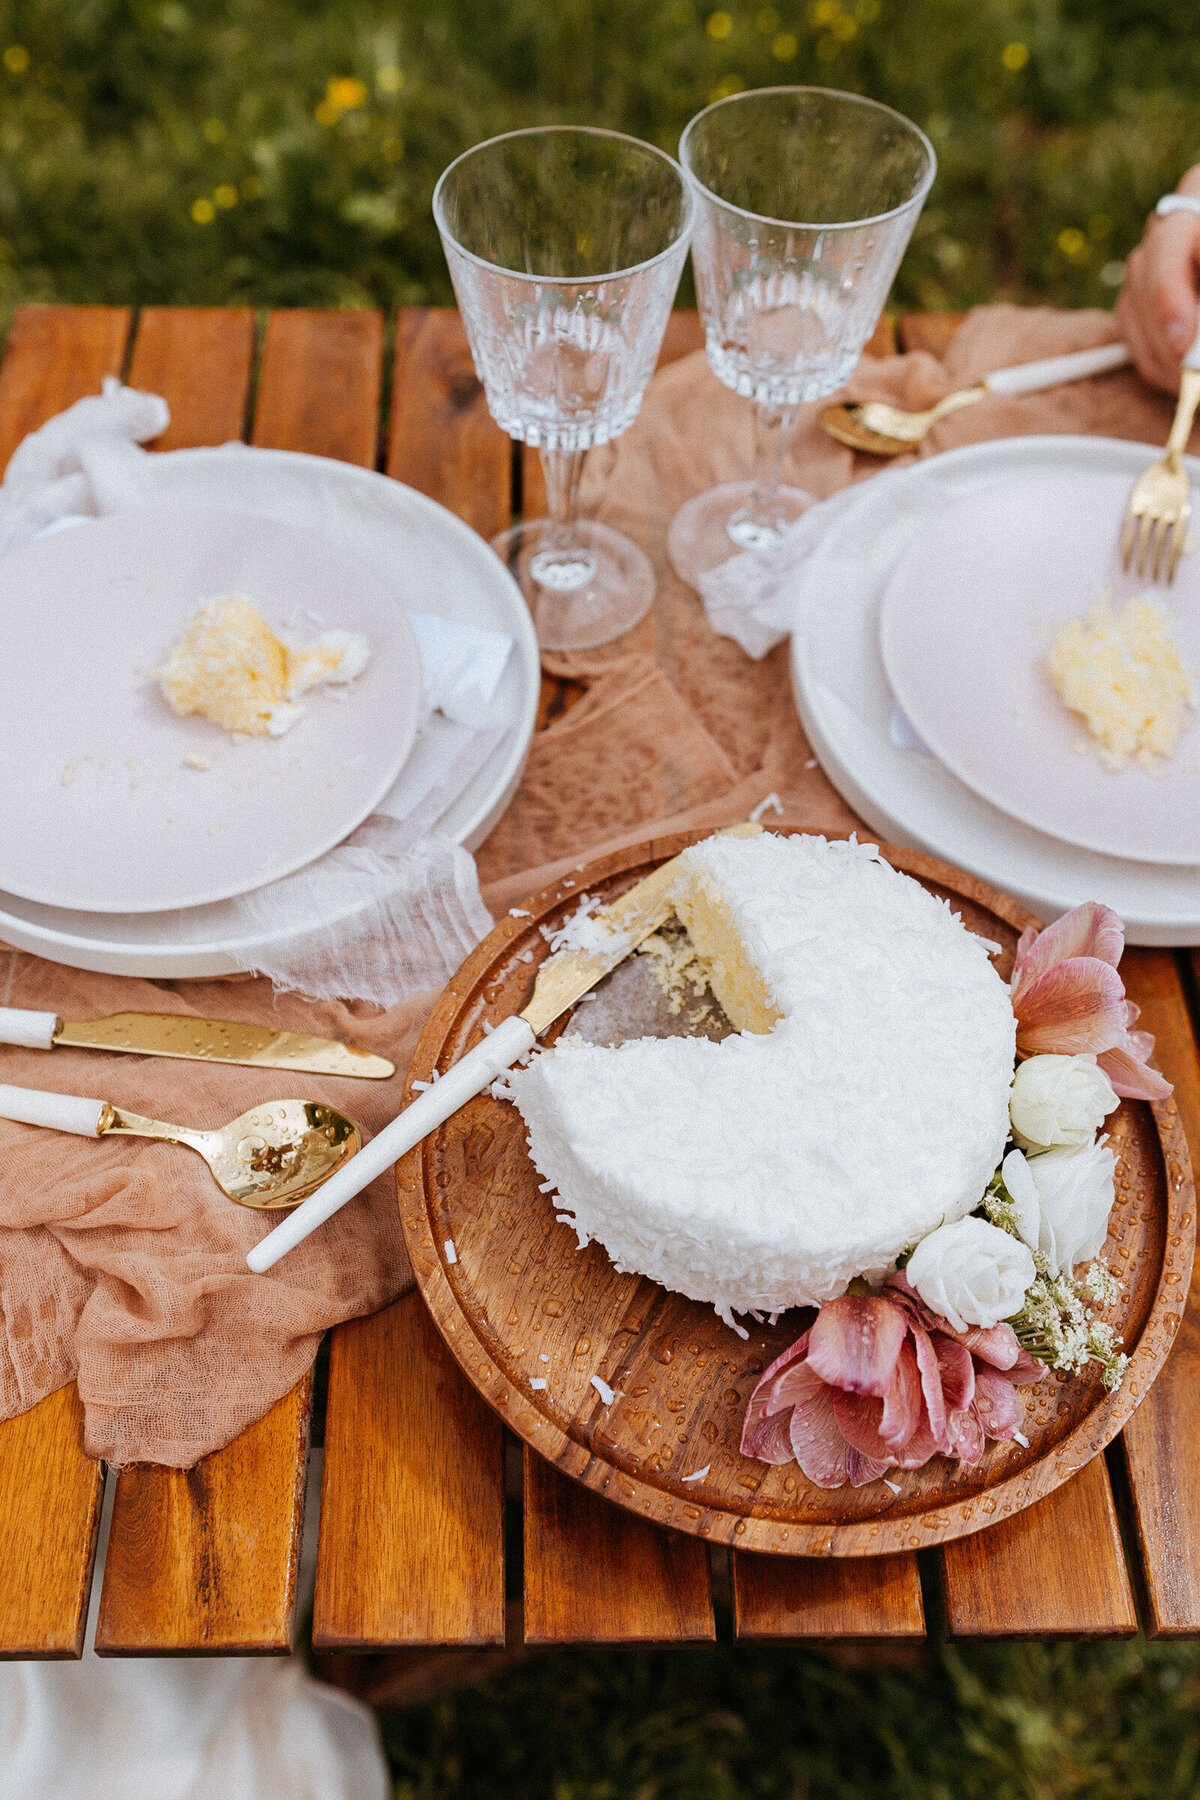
[539,446,588,551]
[745,402,797,531]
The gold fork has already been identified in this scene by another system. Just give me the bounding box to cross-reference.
[1121,329,1200,583]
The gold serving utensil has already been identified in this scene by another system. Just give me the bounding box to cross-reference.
[0,1006,394,1079]
[1121,332,1200,583]
[248,821,766,1270]
[0,1083,360,1209]
[821,341,1131,458]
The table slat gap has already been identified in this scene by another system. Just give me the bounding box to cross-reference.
[522,1449,715,1645]
[386,308,511,540]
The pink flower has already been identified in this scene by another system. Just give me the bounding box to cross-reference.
[1010,902,1171,1102]
[740,1276,1046,1489]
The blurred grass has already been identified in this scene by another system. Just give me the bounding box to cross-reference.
[2,0,1200,329]
[380,1636,1200,1799]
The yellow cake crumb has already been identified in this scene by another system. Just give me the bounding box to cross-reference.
[153,594,370,739]
[1045,593,1196,773]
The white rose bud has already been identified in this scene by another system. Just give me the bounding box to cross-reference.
[906,1215,1036,1334]
[1026,1140,1117,1275]
[1009,1053,1119,1152]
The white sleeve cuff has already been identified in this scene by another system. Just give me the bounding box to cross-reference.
[1156,194,1200,220]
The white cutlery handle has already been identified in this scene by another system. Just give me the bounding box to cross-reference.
[0,1083,107,1135]
[0,1007,59,1050]
[246,1013,537,1274]
[983,341,1130,397]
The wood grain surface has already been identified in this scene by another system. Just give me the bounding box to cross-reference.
[95,1379,311,1655]
[523,1448,714,1642]
[0,1387,106,1658]
[127,306,256,450]
[388,308,512,539]
[315,1292,506,1647]
[0,304,131,474]
[95,305,386,1654]
[1113,949,1200,1635]
[732,1547,925,1639]
[0,303,130,1656]
[939,1457,1137,1638]
[400,828,1193,1558]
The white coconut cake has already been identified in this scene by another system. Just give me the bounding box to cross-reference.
[503,832,1016,1326]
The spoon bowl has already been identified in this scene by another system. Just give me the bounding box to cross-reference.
[819,388,986,456]
[102,1098,361,1209]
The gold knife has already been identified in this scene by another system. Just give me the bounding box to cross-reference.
[0,1007,395,1080]
[247,822,762,1271]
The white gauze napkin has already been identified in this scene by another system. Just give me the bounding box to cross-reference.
[0,382,511,1007]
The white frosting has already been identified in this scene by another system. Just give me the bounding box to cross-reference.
[505,833,1016,1324]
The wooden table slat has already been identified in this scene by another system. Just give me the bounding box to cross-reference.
[97,303,385,1654]
[732,1550,925,1640]
[127,306,256,450]
[95,1379,311,1655]
[1113,949,1200,1634]
[523,1450,715,1644]
[252,309,384,467]
[314,1292,507,1648]
[0,302,131,1657]
[387,308,512,540]
[0,303,131,475]
[0,1387,106,1658]
[938,1457,1138,1638]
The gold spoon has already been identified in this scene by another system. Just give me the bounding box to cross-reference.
[820,341,1132,458]
[0,1083,360,1209]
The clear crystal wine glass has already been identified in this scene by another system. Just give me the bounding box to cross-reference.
[668,87,935,589]
[434,127,694,652]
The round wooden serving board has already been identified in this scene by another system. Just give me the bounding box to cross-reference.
[397,829,1195,1556]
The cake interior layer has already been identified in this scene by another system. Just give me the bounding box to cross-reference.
[671,866,781,1036]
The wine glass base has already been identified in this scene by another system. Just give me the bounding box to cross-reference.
[667,481,816,590]
[492,519,655,652]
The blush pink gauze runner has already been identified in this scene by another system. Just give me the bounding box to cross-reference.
[0,303,1184,1467]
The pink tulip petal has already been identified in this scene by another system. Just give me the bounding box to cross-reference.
[846,1447,895,1487]
[741,1403,797,1464]
[786,1366,852,1488]
[971,1363,1025,1441]
[909,1321,951,1453]
[1014,957,1129,1056]
[1012,904,1124,999]
[879,1337,923,1451]
[932,1335,976,1414]
[807,1294,908,1398]
[956,1321,1023,1372]
[1098,1042,1173,1101]
[893,1411,945,1469]
[741,1331,811,1459]
[947,1405,986,1466]
[1007,1347,1049,1385]
[831,1388,893,1460]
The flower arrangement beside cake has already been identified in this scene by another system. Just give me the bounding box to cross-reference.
[498,830,1171,1494]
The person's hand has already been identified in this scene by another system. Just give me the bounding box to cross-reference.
[1116,165,1200,393]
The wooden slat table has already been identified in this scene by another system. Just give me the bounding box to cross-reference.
[1,303,1199,1665]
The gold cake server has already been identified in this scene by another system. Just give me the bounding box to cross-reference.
[0,1007,394,1080]
[247,822,763,1271]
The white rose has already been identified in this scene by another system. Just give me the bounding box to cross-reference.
[907,1215,1036,1333]
[1000,1148,1041,1249]
[1009,1053,1119,1152]
[1026,1140,1116,1275]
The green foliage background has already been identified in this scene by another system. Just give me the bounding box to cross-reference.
[2,0,1200,321]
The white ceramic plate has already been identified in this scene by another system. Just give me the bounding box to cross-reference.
[789,435,1200,946]
[0,504,422,913]
[0,449,540,976]
[880,469,1200,865]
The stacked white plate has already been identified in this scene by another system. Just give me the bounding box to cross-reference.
[0,451,539,977]
[789,434,1200,945]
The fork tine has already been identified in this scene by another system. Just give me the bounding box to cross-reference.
[1134,510,1155,580]
[1150,515,1169,583]
[1169,517,1187,584]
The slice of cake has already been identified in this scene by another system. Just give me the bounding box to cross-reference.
[154,594,370,738]
[504,832,1016,1328]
